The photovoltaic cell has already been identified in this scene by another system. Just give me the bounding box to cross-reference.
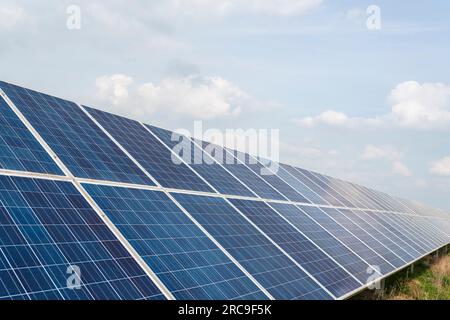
[0,95,62,176]
[147,126,254,197]
[322,208,404,268]
[294,168,351,207]
[312,174,367,209]
[229,199,361,298]
[0,81,152,185]
[365,212,429,255]
[172,193,332,300]
[84,106,213,193]
[0,175,165,300]
[279,164,330,205]
[336,209,414,263]
[84,184,266,300]
[271,203,371,284]
[231,152,311,203]
[198,142,286,201]
[356,211,421,260]
[298,205,395,275]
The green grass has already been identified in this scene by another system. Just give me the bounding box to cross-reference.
[354,252,450,300]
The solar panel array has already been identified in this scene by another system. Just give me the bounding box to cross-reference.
[0,80,448,300]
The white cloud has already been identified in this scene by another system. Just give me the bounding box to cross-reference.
[293,110,382,128]
[0,5,26,29]
[392,161,412,177]
[166,0,322,17]
[294,81,450,130]
[346,7,365,21]
[361,145,403,161]
[95,75,134,107]
[95,74,276,120]
[430,156,450,176]
[389,81,450,129]
[361,145,413,177]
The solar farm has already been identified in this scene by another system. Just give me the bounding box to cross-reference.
[0,80,448,300]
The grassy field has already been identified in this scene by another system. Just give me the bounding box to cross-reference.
[354,252,450,300]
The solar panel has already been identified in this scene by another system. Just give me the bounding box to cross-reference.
[278,164,329,205]
[0,175,165,300]
[172,193,333,300]
[83,183,267,300]
[146,126,255,197]
[375,213,438,252]
[0,81,448,301]
[230,151,311,203]
[84,106,214,193]
[197,142,287,201]
[270,203,374,284]
[337,209,414,263]
[355,211,422,260]
[311,174,368,209]
[0,95,63,176]
[293,168,350,207]
[297,205,395,275]
[228,199,361,298]
[322,208,405,268]
[0,82,152,185]
[365,211,431,255]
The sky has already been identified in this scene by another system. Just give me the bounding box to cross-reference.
[0,0,449,211]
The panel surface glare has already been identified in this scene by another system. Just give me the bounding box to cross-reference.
[84,184,267,300]
[0,176,165,300]
[231,151,310,203]
[197,142,286,201]
[0,82,152,185]
[147,127,255,197]
[172,193,333,300]
[270,203,371,284]
[0,96,62,176]
[298,205,395,275]
[229,199,361,298]
[85,106,213,193]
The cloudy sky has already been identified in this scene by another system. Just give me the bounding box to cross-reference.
[1,0,449,210]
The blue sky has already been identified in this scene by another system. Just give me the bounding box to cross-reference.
[1,0,449,210]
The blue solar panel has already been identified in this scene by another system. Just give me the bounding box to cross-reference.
[337,209,414,263]
[297,205,395,275]
[84,184,267,300]
[365,211,429,255]
[350,184,391,211]
[198,142,287,201]
[147,126,254,197]
[404,215,449,248]
[387,213,440,251]
[84,107,214,193]
[356,211,422,260]
[329,178,381,210]
[381,213,438,252]
[229,199,361,298]
[0,82,152,185]
[295,168,352,207]
[0,95,63,176]
[172,193,333,300]
[270,203,372,283]
[0,175,165,300]
[320,208,403,269]
[279,164,330,205]
[230,152,311,203]
[312,174,368,209]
